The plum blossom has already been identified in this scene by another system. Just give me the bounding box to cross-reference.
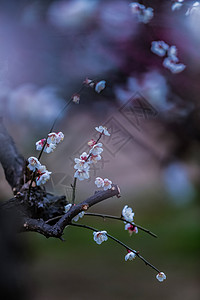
[36,132,64,154]
[95,80,106,93]
[88,153,101,164]
[74,152,89,170]
[74,168,90,181]
[167,45,178,60]
[27,156,41,172]
[103,178,112,190]
[163,57,186,73]
[125,250,136,261]
[93,231,108,245]
[56,132,65,143]
[151,41,169,57]
[73,211,85,222]
[64,203,72,213]
[95,177,104,188]
[47,132,64,144]
[72,94,80,104]
[87,139,96,147]
[36,139,56,153]
[172,0,184,11]
[36,165,52,186]
[84,78,95,87]
[36,138,46,151]
[122,205,135,223]
[89,143,103,156]
[156,272,167,282]
[95,126,110,136]
[129,2,154,24]
[125,223,138,235]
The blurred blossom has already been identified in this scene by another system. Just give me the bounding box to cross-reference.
[47,0,97,29]
[114,71,173,111]
[7,84,65,126]
[186,2,200,42]
[163,162,195,204]
[98,1,137,42]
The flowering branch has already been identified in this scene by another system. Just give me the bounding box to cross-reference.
[22,184,121,238]
[84,212,157,238]
[69,222,161,273]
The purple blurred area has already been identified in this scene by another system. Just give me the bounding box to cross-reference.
[0,0,200,299]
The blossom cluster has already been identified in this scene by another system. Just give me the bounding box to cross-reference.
[129,2,154,24]
[74,126,111,183]
[36,131,64,154]
[122,205,138,235]
[95,177,112,191]
[84,78,106,94]
[27,156,52,186]
[151,41,186,73]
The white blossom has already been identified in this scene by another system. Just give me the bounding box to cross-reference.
[151,41,169,57]
[125,251,136,261]
[72,93,80,104]
[122,205,135,223]
[89,143,103,156]
[74,168,90,181]
[129,2,154,24]
[36,165,52,186]
[84,78,95,87]
[139,7,154,24]
[47,132,58,144]
[103,178,112,190]
[168,45,178,60]
[36,138,46,151]
[95,80,106,93]
[95,126,110,136]
[125,223,138,235]
[27,156,41,172]
[47,132,64,144]
[156,272,167,282]
[163,57,186,73]
[93,231,108,245]
[74,152,89,170]
[172,0,184,11]
[56,132,64,143]
[95,177,104,188]
[88,153,101,164]
[87,139,96,147]
[64,203,72,213]
[73,211,85,222]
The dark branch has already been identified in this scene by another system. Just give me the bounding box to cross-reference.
[0,119,24,191]
[21,184,121,238]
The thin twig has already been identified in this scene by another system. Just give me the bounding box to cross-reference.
[84,212,157,238]
[69,223,160,273]
[28,83,85,196]
[71,177,77,204]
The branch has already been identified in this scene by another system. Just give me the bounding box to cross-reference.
[84,212,157,238]
[70,223,160,273]
[22,184,121,238]
[0,118,25,191]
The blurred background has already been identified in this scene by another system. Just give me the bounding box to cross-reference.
[0,0,199,299]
